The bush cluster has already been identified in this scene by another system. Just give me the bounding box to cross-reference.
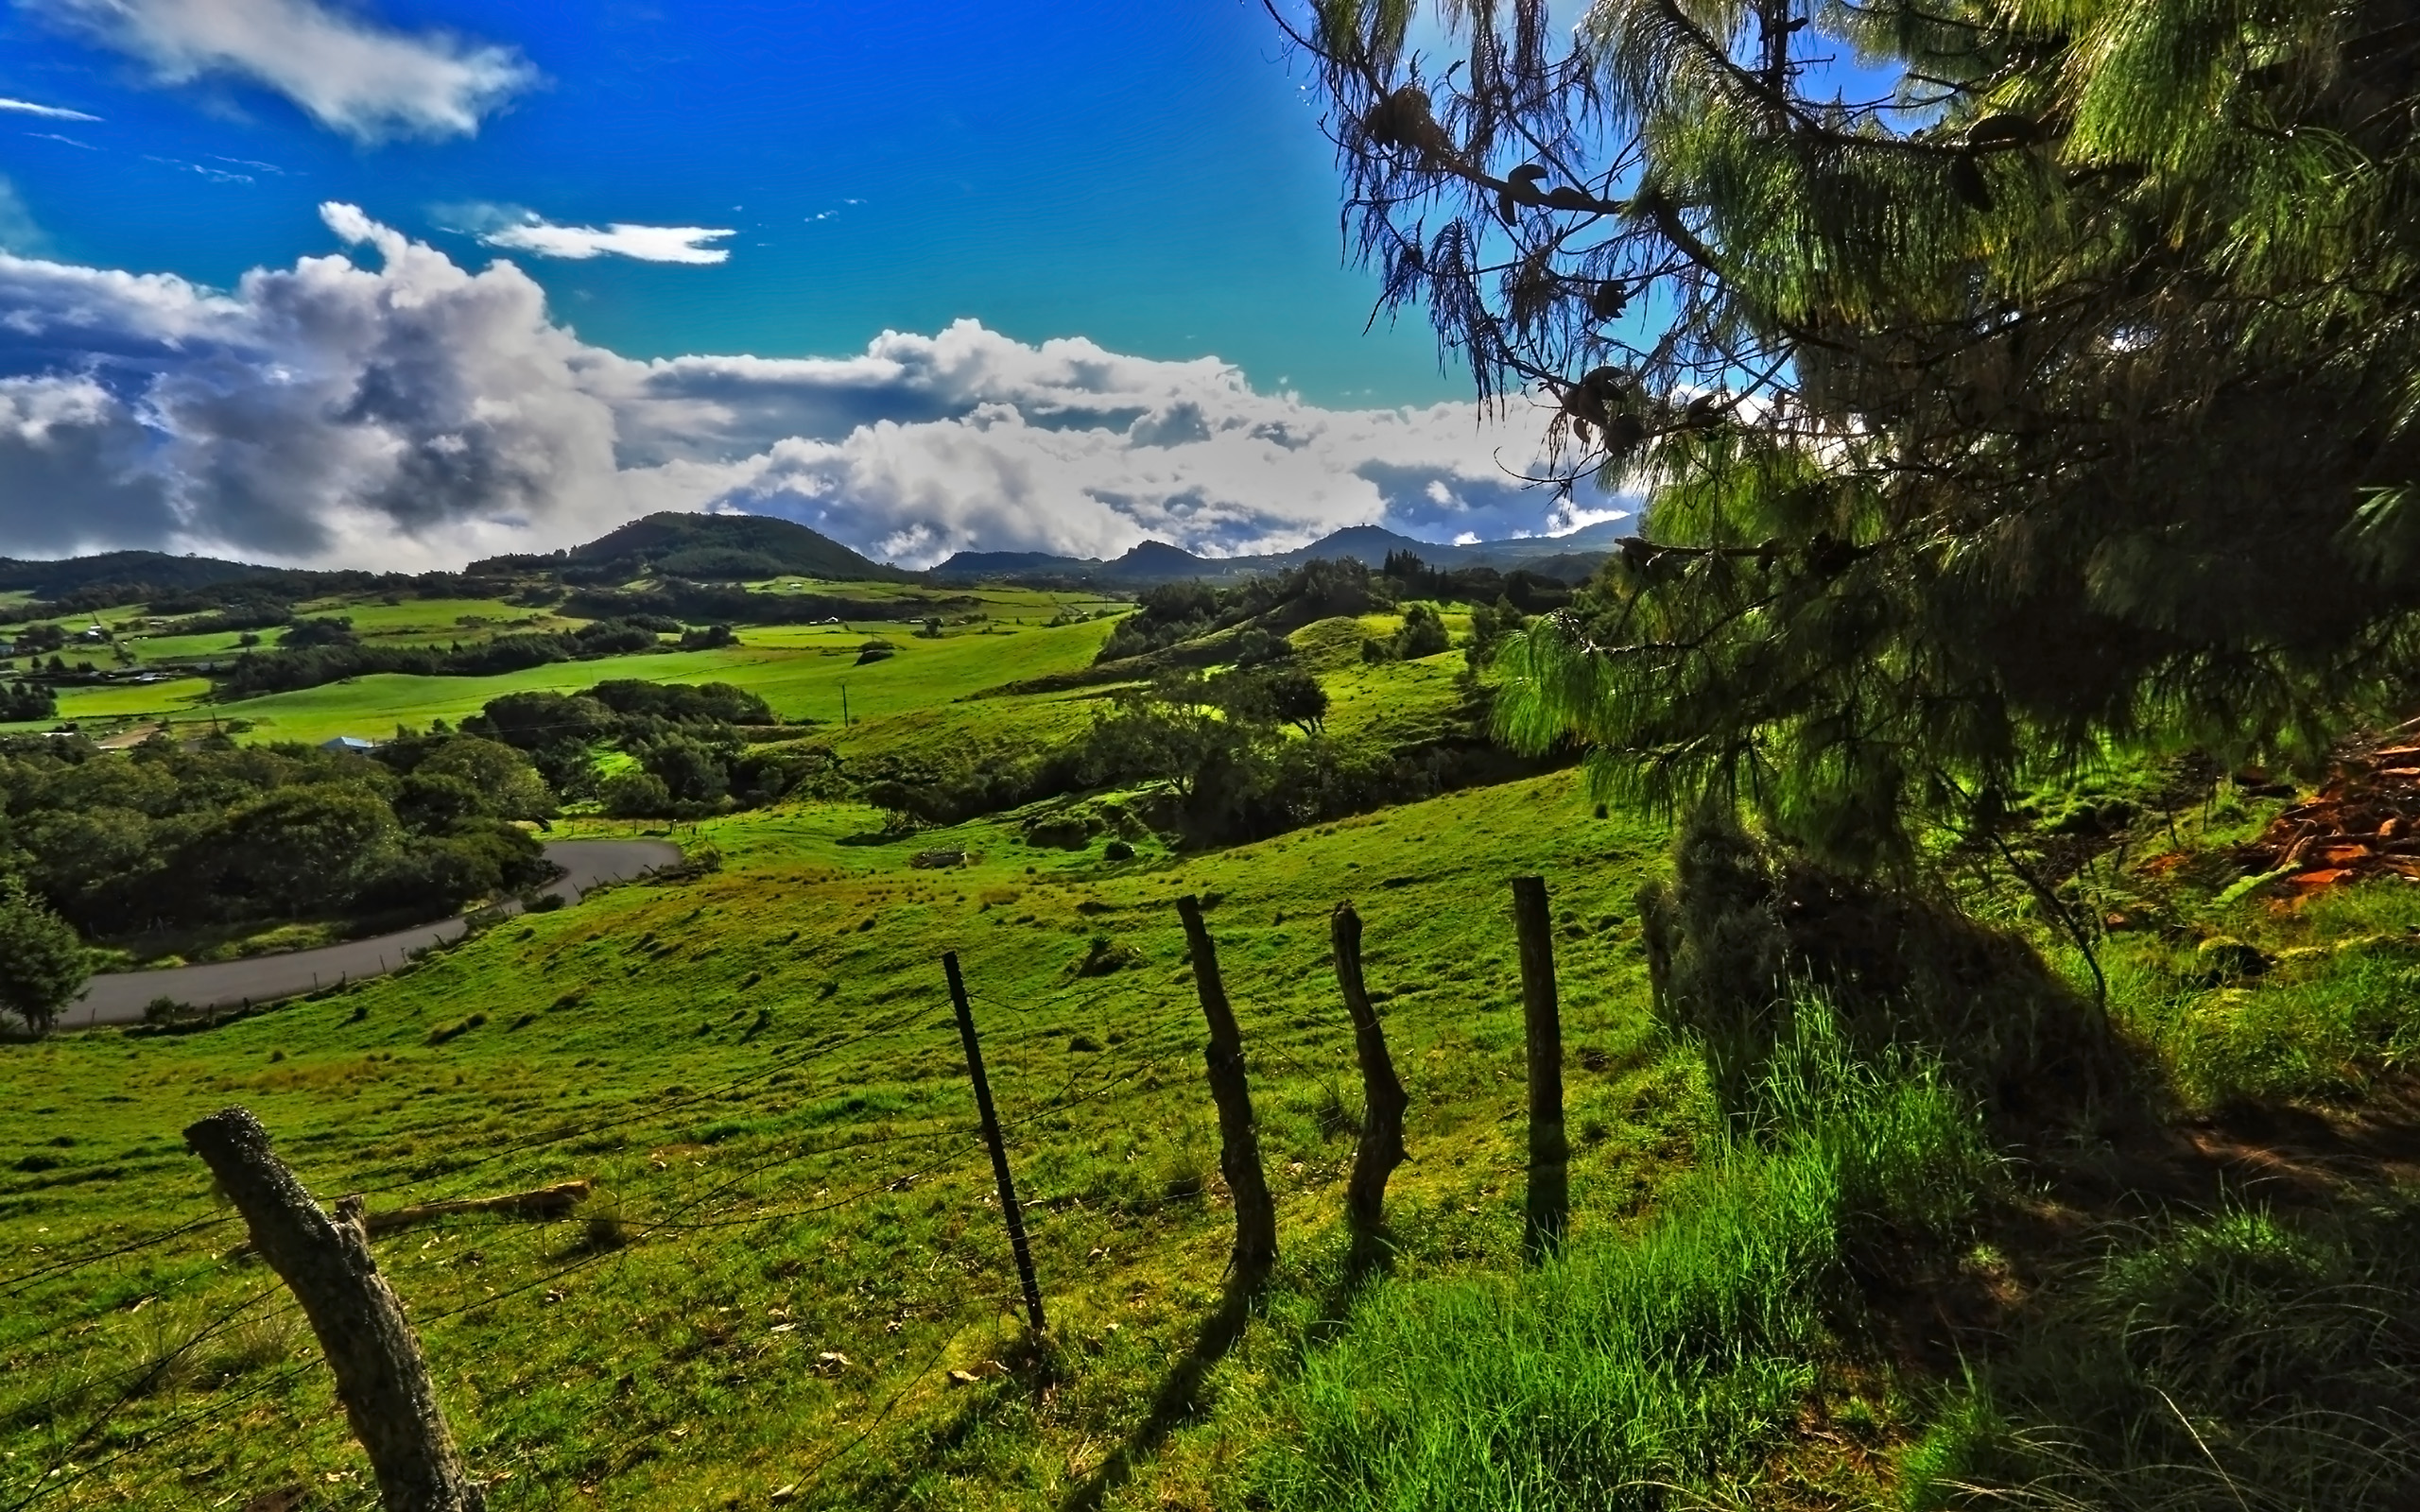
[460,680,838,821]
[0,681,55,721]
[0,732,554,940]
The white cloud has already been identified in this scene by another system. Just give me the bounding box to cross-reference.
[146,154,253,182]
[31,0,532,141]
[0,96,101,121]
[0,204,1628,569]
[455,207,735,266]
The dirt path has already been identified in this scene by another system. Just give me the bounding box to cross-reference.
[58,839,683,1031]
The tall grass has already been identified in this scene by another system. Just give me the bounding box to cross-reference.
[1903,1200,2420,1510]
[1258,1002,1995,1511]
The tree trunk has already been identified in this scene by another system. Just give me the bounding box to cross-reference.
[1175,895,1277,1290]
[1511,876,1569,1260]
[1330,902,1408,1236]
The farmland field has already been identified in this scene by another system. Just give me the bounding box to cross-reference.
[5,584,1135,741]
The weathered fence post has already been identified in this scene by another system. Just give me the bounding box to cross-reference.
[1510,876,1569,1260]
[183,1107,484,1512]
[1330,902,1408,1240]
[942,952,1047,1336]
[1175,894,1277,1290]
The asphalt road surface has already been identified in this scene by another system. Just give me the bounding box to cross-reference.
[58,838,684,1031]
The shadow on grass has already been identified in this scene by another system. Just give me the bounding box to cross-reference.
[1056,1284,1256,1512]
[1050,1228,1399,1512]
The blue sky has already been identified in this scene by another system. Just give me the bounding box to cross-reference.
[0,0,1635,569]
[1,0,1458,404]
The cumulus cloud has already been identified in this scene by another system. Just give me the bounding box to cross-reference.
[0,204,1626,569]
[442,205,735,266]
[31,0,532,141]
[0,96,101,121]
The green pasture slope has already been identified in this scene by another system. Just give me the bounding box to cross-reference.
[198,619,1119,745]
[13,581,1131,739]
[0,773,1690,1511]
[9,585,2420,1510]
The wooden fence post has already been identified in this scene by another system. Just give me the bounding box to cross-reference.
[1510,876,1569,1260]
[183,1107,484,1512]
[1330,902,1408,1239]
[942,952,1047,1336]
[1175,895,1277,1290]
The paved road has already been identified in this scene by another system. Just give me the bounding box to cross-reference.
[59,839,684,1031]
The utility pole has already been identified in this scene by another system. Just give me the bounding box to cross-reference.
[839,681,850,728]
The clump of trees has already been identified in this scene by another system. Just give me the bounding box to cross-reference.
[562,582,964,628]
[0,732,555,946]
[0,681,56,721]
[1079,665,1520,842]
[1097,559,1391,663]
[1362,603,1451,662]
[1098,555,1573,670]
[9,623,66,655]
[854,659,1518,844]
[461,680,840,821]
[1380,551,1574,614]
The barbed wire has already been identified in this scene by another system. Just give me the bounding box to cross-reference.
[0,1214,237,1299]
[1,1280,302,1512]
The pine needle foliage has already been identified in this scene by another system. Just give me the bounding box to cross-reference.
[1279,0,2420,865]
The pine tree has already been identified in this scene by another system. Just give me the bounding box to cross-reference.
[1283,0,2420,864]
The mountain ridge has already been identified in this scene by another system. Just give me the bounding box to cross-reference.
[930,517,1631,584]
[0,511,1627,604]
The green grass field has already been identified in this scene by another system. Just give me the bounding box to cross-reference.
[198,618,1121,745]
[0,772,1689,1510]
[9,584,2420,1512]
[9,585,1142,742]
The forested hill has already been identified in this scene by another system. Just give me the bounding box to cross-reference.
[551,511,916,584]
[5,513,915,615]
[0,551,275,601]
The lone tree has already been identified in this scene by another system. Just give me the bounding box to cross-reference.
[1278,0,2420,866]
[0,882,89,1035]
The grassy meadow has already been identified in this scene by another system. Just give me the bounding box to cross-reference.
[3,583,1132,741]
[6,577,2420,1511]
[2,772,1696,1511]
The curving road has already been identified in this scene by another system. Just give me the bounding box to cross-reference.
[58,839,684,1031]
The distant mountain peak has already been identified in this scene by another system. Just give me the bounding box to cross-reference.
[1115,540,1206,566]
[565,510,911,582]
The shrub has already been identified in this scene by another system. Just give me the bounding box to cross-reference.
[601,769,674,818]
[1392,602,1451,660]
[0,882,88,1034]
[1639,804,2116,1134]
